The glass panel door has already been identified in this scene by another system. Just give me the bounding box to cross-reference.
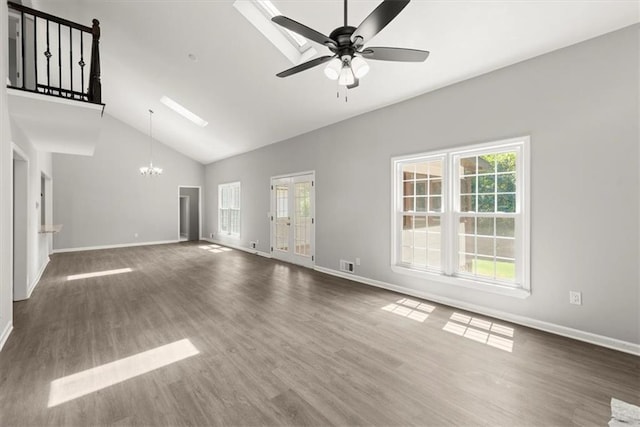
[271,173,315,268]
[294,181,311,256]
[275,184,289,252]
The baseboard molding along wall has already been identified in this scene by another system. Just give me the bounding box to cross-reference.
[314,266,640,357]
[0,322,13,352]
[201,238,271,258]
[26,257,49,299]
[53,240,179,254]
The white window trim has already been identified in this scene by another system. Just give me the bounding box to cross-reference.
[218,181,241,239]
[390,136,531,298]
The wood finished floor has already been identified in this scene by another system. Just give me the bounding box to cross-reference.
[0,242,638,426]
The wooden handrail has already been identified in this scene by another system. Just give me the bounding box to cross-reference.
[7,1,91,33]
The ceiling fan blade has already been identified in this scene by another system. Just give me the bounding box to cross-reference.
[276,55,335,78]
[272,16,336,48]
[347,78,359,90]
[351,0,410,45]
[360,47,429,62]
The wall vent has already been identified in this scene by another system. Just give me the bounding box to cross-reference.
[339,260,355,273]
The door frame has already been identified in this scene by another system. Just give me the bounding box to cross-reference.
[270,171,315,268]
[12,143,29,301]
[177,186,201,241]
[8,10,24,87]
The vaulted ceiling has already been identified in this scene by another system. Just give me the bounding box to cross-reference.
[32,0,639,164]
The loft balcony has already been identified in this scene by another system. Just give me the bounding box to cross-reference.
[7,1,102,104]
[6,1,104,156]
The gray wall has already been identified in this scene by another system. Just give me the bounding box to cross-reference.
[179,187,199,241]
[204,25,639,345]
[53,114,205,249]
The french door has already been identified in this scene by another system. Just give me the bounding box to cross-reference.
[270,172,315,268]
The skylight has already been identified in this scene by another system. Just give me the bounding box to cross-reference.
[233,0,317,65]
[160,96,208,128]
[254,0,308,48]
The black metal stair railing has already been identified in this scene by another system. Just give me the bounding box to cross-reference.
[7,1,102,104]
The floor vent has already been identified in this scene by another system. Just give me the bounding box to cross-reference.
[340,260,355,273]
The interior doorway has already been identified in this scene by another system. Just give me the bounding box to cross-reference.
[7,10,23,88]
[178,186,200,241]
[270,171,315,268]
[12,146,28,301]
[179,195,190,241]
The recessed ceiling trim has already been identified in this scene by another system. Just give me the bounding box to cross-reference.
[233,0,317,65]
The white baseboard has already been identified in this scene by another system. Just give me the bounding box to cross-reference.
[0,322,13,352]
[201,238,271,258]
[27,257,49,298]
[314,266,640,356]
[53,240,179,254]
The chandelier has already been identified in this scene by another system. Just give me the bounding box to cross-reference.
[140,109,163,176]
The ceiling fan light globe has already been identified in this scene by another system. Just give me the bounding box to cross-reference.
[351,56,370,79]
[324,58,342,80]
[338,66,355,86]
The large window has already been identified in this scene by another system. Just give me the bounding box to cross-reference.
[392,137,530,296]
[218,182,241,237]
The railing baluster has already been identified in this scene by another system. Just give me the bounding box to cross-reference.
[69,27,73,98]
[58,23,62,96]
[33,15,37,90]
[80,33,84,99]
[20,11,25,89]
[45,19,51,93]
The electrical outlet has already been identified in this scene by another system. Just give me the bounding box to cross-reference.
[355,257,361,266]
[250,241,257,249]
[340,260,354,273]
[569,291,582,305]
[210,233,214,238]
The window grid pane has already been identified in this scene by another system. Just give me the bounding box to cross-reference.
[219,182,241,236]
[398,157,444,272]
[396,143,523,289]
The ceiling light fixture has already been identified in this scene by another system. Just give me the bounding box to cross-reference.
[140,109,163,176]
[272,0,429,91]
[160,96,208,128]
[324,55,369,86]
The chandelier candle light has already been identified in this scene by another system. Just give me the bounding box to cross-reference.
[140,109,163,176]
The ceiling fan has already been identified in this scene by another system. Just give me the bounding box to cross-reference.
[272,0,429,89]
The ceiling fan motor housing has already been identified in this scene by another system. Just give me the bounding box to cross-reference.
[328,26,359,58]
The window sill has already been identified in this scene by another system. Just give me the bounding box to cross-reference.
[391,265,530,299]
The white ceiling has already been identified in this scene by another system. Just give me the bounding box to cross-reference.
[32,0,639,165]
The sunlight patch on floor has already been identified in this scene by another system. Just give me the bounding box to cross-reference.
[67,268,133,281]
[381,298,435,323]
[48,339,199,407]
[443,312,514,352]
[199,244,233,253]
